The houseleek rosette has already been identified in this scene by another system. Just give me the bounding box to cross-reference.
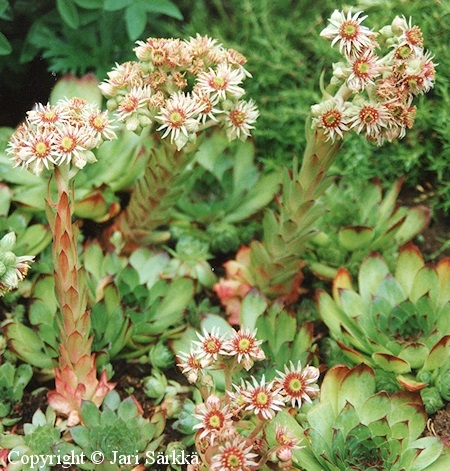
[305,177,430,280]
[269,364,450,471]
[317,242,450,413]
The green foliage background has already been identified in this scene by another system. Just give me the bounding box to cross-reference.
[172,0,449,215]
[0,0,449,214]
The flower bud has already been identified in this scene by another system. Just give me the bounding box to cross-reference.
[0,233,16,251]
[391,16,408,36]
[277,446,293,462]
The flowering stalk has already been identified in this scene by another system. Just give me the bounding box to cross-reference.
[45,164,114,425]
[113,137,199,247]
[7,97,117,425]
[214,10,437,322]
[99,35,258,248]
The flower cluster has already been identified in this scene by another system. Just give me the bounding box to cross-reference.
[177,329,319,469]
[7,98,116,175]
[311,10,436,145]
[177,327,265,382]
[0,232,34,296]
[100,35,258,149]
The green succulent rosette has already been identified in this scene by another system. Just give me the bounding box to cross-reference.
[306,178,430,280]
[269,364,450,471]
[317,242,450,413]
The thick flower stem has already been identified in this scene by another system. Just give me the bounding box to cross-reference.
[114,139,198,248]
[47,165,114,425]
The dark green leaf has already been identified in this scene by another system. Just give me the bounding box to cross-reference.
[103,0,133,11]
[57,0,80,29]
[125,3,147,40]
[0,32,12,55]
[0,0,9,16]
[73,0,104,8]
[144,0,183,20]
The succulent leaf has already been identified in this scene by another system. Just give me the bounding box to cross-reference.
[319,244,450,412]
[282,365,446,471]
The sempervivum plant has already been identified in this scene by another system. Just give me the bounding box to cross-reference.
[317,242,450,413]
[271,364,450,471]
[305,177,430,280]
[0,407,65,471]
[68,390,166,470]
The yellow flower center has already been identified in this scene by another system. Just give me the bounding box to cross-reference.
[230,109,246,127]
[169,110,185,127]
[208,413,223,429]
[121,96,139,113]
[354,60,371,77]
[287,377,303,393]
[225,453,242,469]
[211,76,227,90]
[256,391,269,406]
[34,141,50,158]
[340,21,358,40]
[90,115,106,131]
[42,111,58,122]
[322,110,341,128]
[237,338,251,352]
[396,45,412,59]
[360,107,378,125]
[60,136,76,152]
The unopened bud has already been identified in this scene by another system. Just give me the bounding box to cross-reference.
[391,16,407,36]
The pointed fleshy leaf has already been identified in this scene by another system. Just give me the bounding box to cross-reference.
[394,205,431,246]
[338,226,374,250]
[320,365,351,414]
[398,343,429,369]
[359,391,390,424]
[240,288,268,331]
[408,437,443,471]
[378,177,403,219]
[372,352,411,373]
[423,336,450,371]
[375,275,406,306]
[339,364,376,410]
[397,375,428,391]
[333,402,360,436]
[436,258,450,306]
[358,253,390,301]
[306,401,336,446]
[395,242,424,296]
[410,266,439,304]
[332,268,353,300]
[421,453,450,471]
